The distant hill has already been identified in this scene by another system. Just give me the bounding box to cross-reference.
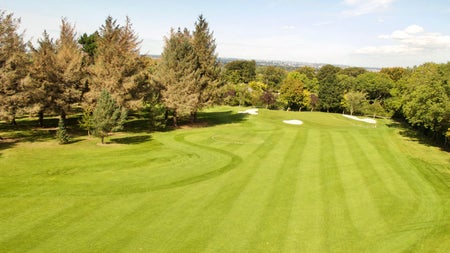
[147,54,380,72]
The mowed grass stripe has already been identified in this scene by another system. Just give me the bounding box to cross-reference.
[283,129,326,252]
[318,130,360,252]
[0,198,110,252]
[331,130,388,251]
[346,129,446,252]
[248,128,308,252]
[201,129,293,252]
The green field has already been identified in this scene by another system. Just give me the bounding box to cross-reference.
[1,107,449,252]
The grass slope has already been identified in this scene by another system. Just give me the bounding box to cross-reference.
[1,107,449,252]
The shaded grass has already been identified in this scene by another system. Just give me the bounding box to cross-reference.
[1,107,449,252]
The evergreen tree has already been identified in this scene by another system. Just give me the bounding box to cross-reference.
[54,18,84,119]
[191,15,221,121]
[56,117,70,144]
[78,109,93,136]
[86,16,145,111]
[157,28,198,127]
[28,31,58,127]
[0,11,29,125]
[92,90,127,144]
[28,19,84,126]
[78,31,98,59]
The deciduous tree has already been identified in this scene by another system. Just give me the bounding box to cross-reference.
[342,91,367,115]
[279,72,309,111]
[223,60,256,84]
[317,64,342,112]
[401,63,450,140]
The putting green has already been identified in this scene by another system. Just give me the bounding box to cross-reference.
[0,107,449,252]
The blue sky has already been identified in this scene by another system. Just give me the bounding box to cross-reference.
[2,0,450,67]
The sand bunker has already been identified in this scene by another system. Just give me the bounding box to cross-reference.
[342,114,376,124]
[283,120,303,125]
[238,108,258,115]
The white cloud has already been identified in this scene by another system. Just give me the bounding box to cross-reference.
[356,25,450,55]
[405,25,424,34]
[355,45,422,54]
[342,0,396,16]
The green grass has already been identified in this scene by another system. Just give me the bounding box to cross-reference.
[1,107,449,252]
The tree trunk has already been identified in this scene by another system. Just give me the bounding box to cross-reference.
[173,110,178,127]
[101,136,105,144]
[38,111,44,127]
[190,112,195,124]
[11,115,17,126]
[60,110,66,121]
[164,110,169,126]
[190,111,197,124]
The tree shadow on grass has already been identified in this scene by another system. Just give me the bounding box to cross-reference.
[0,139,17,157]
[123,109,249,133]
[110,135,152,145]
[386,122,450,152]
[196,110,249,127]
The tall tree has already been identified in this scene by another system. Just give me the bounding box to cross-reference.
[54,18,84,119]
[0,11,29,125]
[28,31,58,127]
[28,19,84,126]
[317,64,342,112]
[86,16,145,111]
[354,72,393,101]
[401,63,450,140]
[279,72,309,111]
[91,90,127,144]
[157,28,198,127]
[191,15,221,121]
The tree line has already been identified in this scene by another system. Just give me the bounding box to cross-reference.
[221,61,449,144]
[1,10,449,145]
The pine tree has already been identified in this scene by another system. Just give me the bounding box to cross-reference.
[78,110,93,136]
[92,90,127,144]
[158,28,198,127]
[0,11,29,125]
[56,117,70,144]
[191,15,221,121]
[28,31,58,127]
[54,18,84,119]
[28,19,84,126]
[86,16,145,111]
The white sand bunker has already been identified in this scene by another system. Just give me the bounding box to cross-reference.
[238,108,258,115]
[283,119,303,125]
[342,114,376,124]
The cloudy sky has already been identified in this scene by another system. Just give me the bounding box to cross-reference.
[2,0,450,67]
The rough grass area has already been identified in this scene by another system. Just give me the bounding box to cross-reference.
[1,107,449,252]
